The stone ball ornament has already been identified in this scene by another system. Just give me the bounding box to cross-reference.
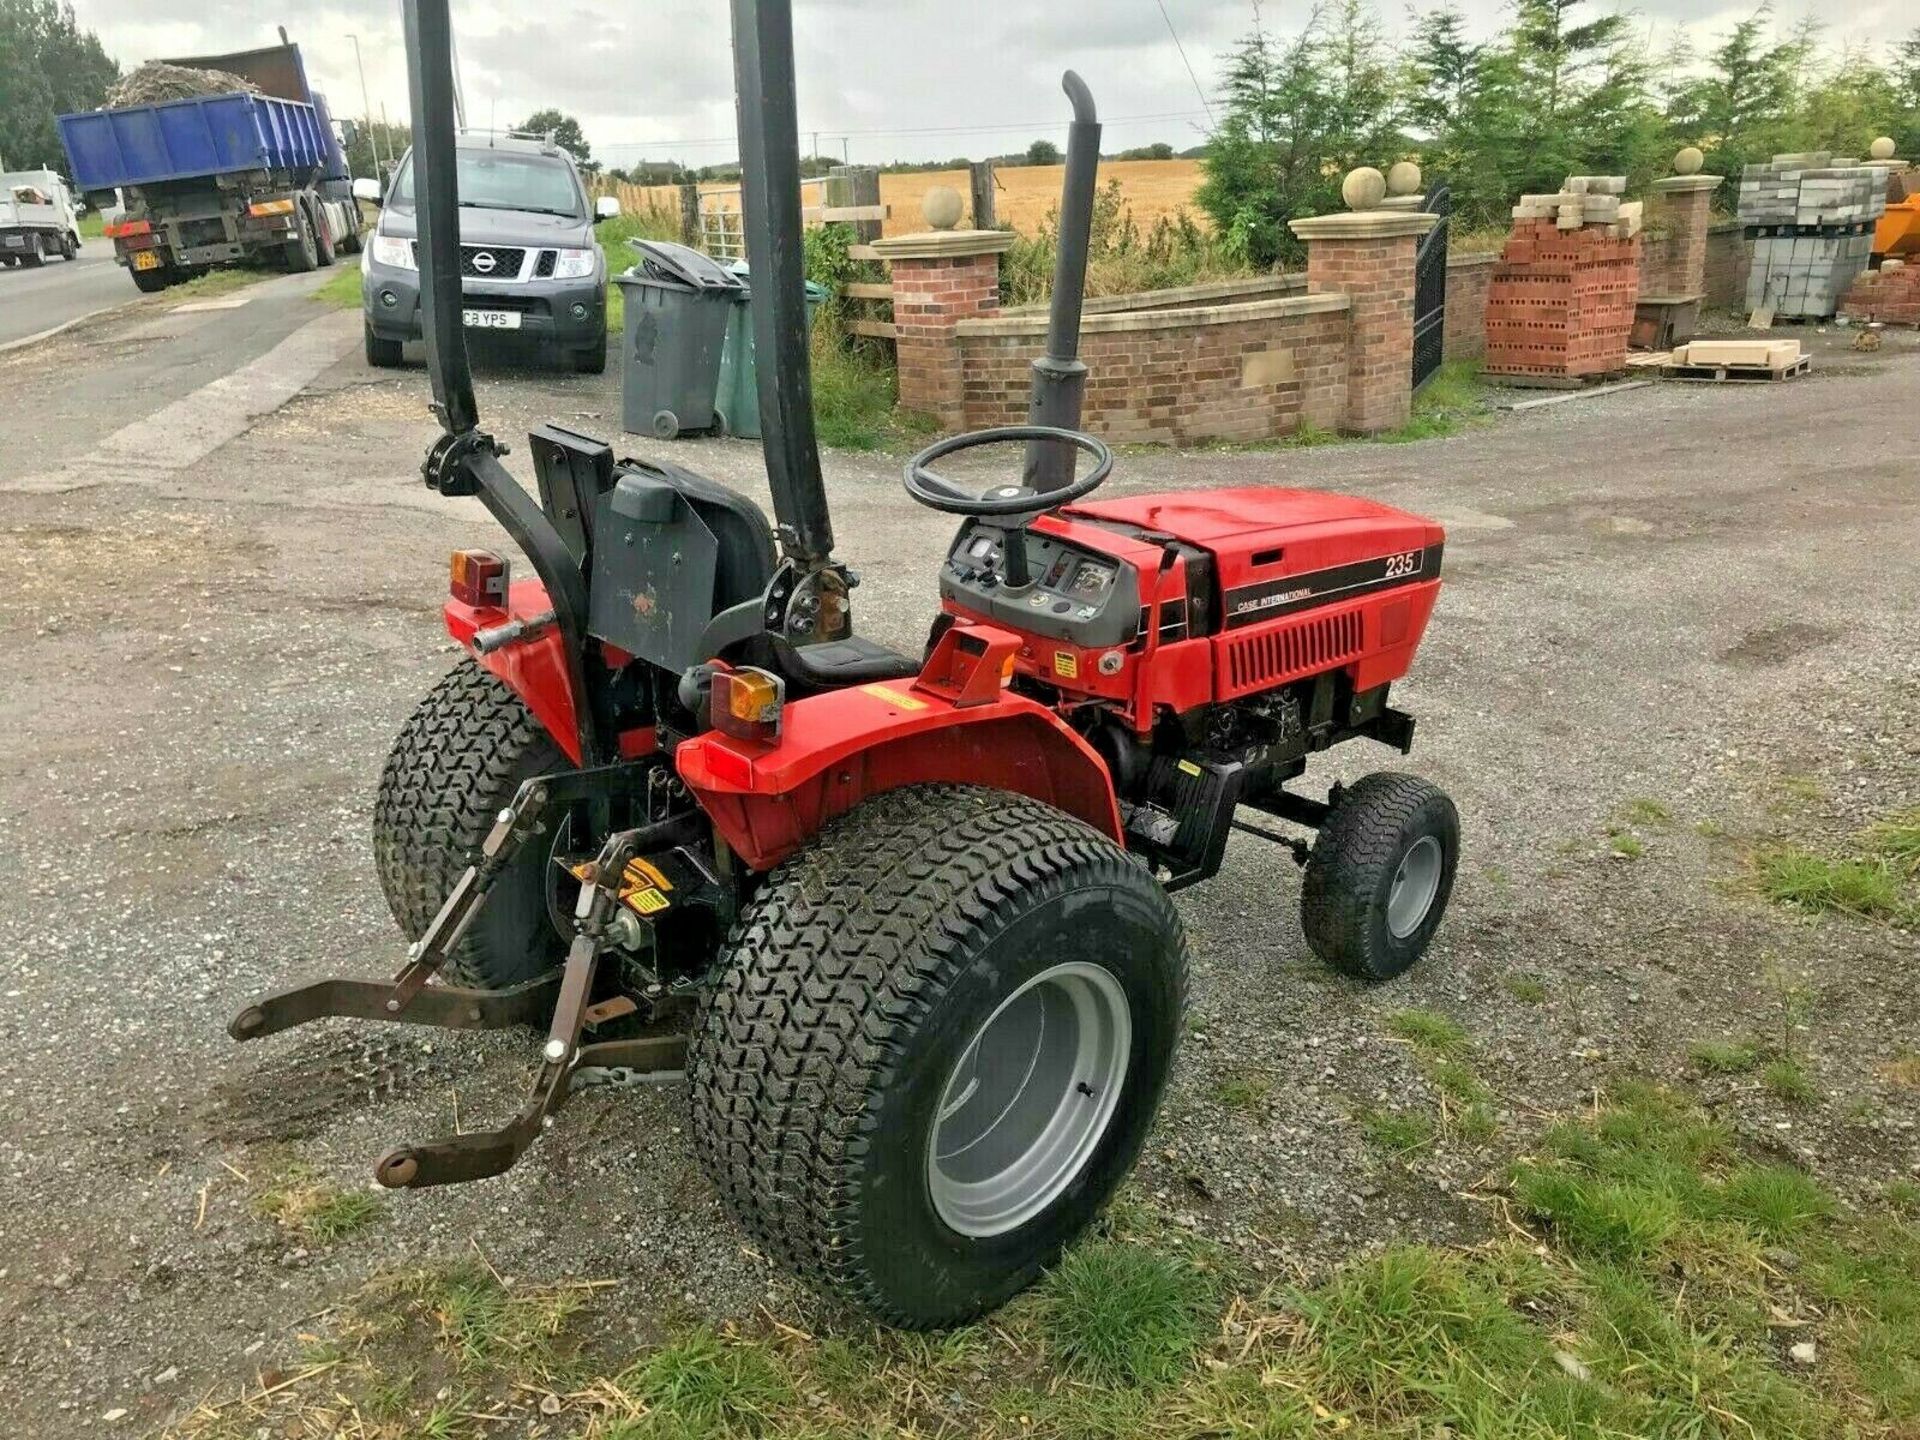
[921,185,964,231]
[1341,166,1388,211]
[1871,136,1897,161]
[1386,161,1422,197]
[1673,146,1704,175]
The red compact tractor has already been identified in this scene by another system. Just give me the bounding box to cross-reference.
[230,0,1458,1326]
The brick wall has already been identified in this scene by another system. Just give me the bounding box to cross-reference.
[1443,253,1498,360]
[1703,222,1751,310]
[1305,233,1417,432]
[954,293,1352,445]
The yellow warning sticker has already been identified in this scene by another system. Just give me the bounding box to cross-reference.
[1177,759,1204,777]
[622,857,674,893]
[860,682,928,710]
[1053,651,1079,679]
[622,886,672,916]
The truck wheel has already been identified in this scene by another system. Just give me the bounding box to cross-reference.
[130,263,174,293]
[61,231,78,260]
[313,207,337,267]
[689,785,1187,1328]
[1301,772,1459,982]
[21,242,43,269]
[373,664,574,990]
[284,205,319,273]
[364,323,404,368]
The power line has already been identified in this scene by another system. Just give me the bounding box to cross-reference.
[1154,0,1217,130]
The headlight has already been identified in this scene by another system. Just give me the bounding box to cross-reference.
[370,233,416,270]
[552,247,597,280]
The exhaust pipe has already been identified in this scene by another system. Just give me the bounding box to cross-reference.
[1023,71,1101,494]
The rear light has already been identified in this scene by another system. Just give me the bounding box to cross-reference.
[103,218,151,239]
[247,198,296,217]
[449,549,509,607]
[711,667,785,743]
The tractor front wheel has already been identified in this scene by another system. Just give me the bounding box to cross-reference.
[1301,772,1459,981]
[373,664,573,990]
[689,785,1187,1328]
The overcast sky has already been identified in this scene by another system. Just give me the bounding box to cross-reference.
[70,0,1915,166]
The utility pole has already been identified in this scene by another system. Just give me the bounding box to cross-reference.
[449,27,469,131]
[346,34,383,171]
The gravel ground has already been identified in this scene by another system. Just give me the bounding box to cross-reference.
[2,319,1917,1435]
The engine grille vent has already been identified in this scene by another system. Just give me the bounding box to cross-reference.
[1226,608,1364,691]
[460,244,525,279]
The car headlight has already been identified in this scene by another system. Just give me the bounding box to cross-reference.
[371,233,416,271]
[552,247,597,280]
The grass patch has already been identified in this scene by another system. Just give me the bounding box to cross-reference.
[1864,807,1920,877]
[1035,1239,1215,1388]
[1386,1008,1470,1058]
[166,266,274,302]
[1762,1056,1820,1106]
[1622,797,1673,827]
[1606,827,1645,860]
[1755,848,1904,920]
[604,1327,794,1438]
[250,1160,381,1242]
[1360,1105,1436,1154]
[1502,974,1548,1004]
[1379,360,1488,443]
[1213,1074,1271,1111]
[1878,1053,1920,1089]
[313,263,364,309]
[1689,1038,1761,1075]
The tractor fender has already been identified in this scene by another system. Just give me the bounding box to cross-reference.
[443,580,585,764]
[675,681,1124,872]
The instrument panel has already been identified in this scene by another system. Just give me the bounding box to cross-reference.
[941,521,1139,650]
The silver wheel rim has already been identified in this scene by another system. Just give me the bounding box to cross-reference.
[927,961,1132,1238]
[1387,835,1443,939]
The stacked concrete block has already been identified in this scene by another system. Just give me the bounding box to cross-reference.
[1737,152,1887,318]
[1839,259,1920,327]
[1484,177,1642,383]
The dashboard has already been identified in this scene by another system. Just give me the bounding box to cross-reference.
[941,521,1139,650]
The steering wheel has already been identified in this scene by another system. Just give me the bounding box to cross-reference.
[904,425,1112,517]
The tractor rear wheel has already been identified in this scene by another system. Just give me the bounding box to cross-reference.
[688,784,1187,1328]
[1301,772,1458,981]
[373,663,573,990]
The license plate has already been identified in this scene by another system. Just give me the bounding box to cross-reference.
[463,309,521,330]
[131,250,161,271]
[3,235,23,248]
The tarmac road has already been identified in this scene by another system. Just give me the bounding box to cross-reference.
[0,239,131,349]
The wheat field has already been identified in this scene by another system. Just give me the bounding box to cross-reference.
[611,158,1208,238]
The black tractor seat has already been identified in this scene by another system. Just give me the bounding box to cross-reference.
[768,633,921,691]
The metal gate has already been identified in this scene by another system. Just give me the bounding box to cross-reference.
[1412,182,1451,391]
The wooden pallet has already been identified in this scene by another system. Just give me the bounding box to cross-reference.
[1660,354,1812,383]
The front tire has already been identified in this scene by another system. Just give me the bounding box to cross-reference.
[284,204,319,273]
[364,323,404,368]
[689,785,1187,1328]
[373,664,573,990]
[1301,772,1459,981]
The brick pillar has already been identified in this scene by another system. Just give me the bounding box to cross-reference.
[1642,174,1721,299]
[871,229,1014,430]
[1289,209,1437,435]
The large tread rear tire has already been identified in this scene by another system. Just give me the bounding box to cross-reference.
[1301,772,1458,982]
[284,205,319,273]
[372,664,572,989]
[689,784,1187,1328]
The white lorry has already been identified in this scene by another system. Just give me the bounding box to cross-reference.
[0,170,84,268]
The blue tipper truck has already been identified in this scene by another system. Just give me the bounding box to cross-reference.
[57,42,363,293]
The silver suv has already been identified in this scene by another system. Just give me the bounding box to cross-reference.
[359,134,620,373]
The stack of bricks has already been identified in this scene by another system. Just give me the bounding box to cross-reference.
[1483,177,1643,384]
[1738,152,1886,318]
[1839,259,1920,327]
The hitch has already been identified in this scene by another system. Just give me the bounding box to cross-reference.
[228,761,689,1189]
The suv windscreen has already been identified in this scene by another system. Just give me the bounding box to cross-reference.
[389,150,583,219]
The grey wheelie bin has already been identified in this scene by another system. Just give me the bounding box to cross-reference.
[712,259,829,440]
[614,240,745,439]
